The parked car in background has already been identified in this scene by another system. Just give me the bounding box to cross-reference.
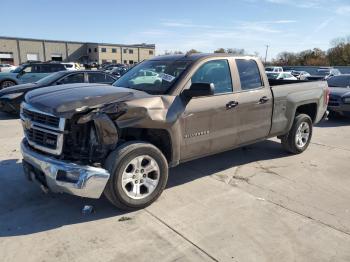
[0,64,17,73]
[109,67,128,78]
[266,72,298,80]
[308,67,341,81]
[327,75,350,117]
[0,62,67,89]
[63,62,81,71]
[265,66,283,73]
[0,70,117,114]
[102,63,126,71]
[290,71,311,80]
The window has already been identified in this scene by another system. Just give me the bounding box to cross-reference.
[191,60,233,95]
[38,64,66,73]
[112,48,117,53]
[129,60,134,64]
[94,48,97,52]
[59,73,85,84]
[236,59,263,90]
[101,48,107,53]
[102,59,107,64]
[123,60,127,64]
[123,49,127,54]
[327,76,350,87]
[129,49,133,54]
[149,50,154,55]
[88,73,115,83]
[112,60,117,63]
[23,65,33,73]
[88,48,91,53]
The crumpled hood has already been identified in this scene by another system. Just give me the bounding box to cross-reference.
[0,83,37,96]
[329,87,350,98]
[25,83,150,117]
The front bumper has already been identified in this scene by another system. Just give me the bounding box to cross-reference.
[21,140,110,199]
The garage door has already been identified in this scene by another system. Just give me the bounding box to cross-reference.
[27,53,39,61]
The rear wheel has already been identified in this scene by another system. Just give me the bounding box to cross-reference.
[281,114,313,154]
[0,80,16,89]
[104,141,168,210]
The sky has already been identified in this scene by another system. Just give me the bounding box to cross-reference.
[1,0,350,60]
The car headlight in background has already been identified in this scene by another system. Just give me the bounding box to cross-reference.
[343,97,350,104]
[1,92,23,100]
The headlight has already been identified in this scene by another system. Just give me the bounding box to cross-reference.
[1,92,23,100]
[343,97,350,104]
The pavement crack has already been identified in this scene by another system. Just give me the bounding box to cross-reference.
[144,209,219,262]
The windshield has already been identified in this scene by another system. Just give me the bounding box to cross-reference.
[267,73,279,79]
[113,60,192,94]
[265,67,273,72]
[12,65,25,73]
[317,69,331,76]
[34,72,63,85]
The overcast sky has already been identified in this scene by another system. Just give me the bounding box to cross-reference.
[2,0,350,59]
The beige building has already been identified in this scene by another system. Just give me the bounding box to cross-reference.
[0,36,155,65]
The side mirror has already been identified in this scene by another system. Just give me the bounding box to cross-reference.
[183,82,215,98]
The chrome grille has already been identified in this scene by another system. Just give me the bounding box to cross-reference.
[20,103,65,155]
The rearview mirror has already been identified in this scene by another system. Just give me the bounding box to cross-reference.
[183,83,215,98]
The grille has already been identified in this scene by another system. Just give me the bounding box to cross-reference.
[26,128,58,149]
[21,103,65,155]
[22,108,60,128]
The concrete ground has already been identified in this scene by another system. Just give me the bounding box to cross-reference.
[0,112,350,262]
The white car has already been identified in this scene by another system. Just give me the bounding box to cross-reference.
[267,72,298,80]
[0,64,17,73]
[62,62,81,71]
[265,66,283,73]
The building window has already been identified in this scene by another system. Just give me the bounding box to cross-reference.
[129,60,134,64]
[88,48,91,53]
[102,59,107,64]
[149,50,154,55]
[94,48,97,52]
[112,60,117,63]
[129,49,133,54]
[112,48,117,53]
[123,49,127,54]
[123,60,127,64]
[101,48,107,53]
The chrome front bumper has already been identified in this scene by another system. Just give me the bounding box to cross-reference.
[21,140,110,199]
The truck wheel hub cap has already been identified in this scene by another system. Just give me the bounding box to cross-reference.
[295,121,310,148]
[121,155,160,200]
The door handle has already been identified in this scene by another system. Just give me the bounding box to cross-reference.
[258,96,269,104]
[226,101,239,109]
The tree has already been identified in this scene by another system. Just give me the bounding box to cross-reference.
[214,48,226,53]
[186,49,201,55]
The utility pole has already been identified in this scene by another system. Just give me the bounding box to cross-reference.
[264,45,269,65]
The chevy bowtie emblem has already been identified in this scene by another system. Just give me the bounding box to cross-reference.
[23,119,32,130]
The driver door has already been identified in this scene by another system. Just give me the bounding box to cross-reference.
[180,59,240,161]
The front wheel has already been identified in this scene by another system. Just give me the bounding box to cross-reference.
[104,142,168,210]
[281,114,313,154]
[0,80,16,89]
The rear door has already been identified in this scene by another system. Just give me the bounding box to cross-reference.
[233,59,273,145]
[180,58,240,160]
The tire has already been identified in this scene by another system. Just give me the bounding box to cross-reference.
[0,80,16,89]
[281,114,313,154]
[104,141,168,210]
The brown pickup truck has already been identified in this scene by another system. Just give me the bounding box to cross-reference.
[20,54,329,210]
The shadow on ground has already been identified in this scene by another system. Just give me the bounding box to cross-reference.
[316,117,350,128]
[0,112,18,120]
[0,140,288,237]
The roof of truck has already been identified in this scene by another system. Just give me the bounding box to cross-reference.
[149,53,254,62]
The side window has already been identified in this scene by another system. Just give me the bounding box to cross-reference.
[60,73,85,84]
[23,66,33,73]
[191,60,233,95]
[236,59,263,90]
[88,73,113,83]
